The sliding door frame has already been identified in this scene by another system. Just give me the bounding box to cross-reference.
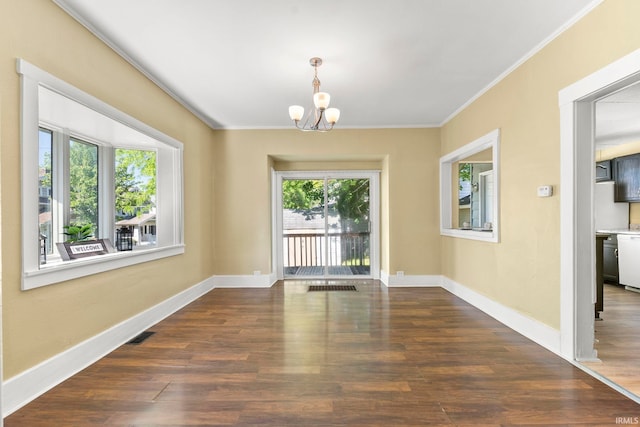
[272,169,380,280]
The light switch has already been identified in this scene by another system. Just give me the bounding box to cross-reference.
[537,185,553,197]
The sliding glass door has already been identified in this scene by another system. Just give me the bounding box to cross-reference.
[282,178,326,277]
[326,178,370,275]
[276,172,378,279]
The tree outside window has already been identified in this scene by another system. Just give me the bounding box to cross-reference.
[115,149,156,220]
[69,138,98,233]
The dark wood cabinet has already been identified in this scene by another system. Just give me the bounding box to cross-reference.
[613,153,640,201]
[596,160,612,182]
[603,235,619,283]
[595,234,608,318]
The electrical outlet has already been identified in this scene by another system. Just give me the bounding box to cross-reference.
[396,271,404,277]
[537,185,553,197]
[253,270,261,276]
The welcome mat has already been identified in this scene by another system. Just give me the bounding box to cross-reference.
[308,285,358,292]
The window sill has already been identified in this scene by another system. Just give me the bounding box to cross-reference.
[23,244,185,290]
[441,228,498,243]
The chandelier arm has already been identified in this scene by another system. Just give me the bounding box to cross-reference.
[312,109,324,130]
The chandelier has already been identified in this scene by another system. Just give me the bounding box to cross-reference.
[288,57,340,132]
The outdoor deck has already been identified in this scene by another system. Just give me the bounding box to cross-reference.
[283,231,370,276]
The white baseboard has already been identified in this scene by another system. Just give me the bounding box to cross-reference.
[2,277,215,417]
[380,270,442,287]
[212,273,277,288]
[441,276,561,355]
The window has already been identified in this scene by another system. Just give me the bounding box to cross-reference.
[69,138,99,229]
[440,129,500,242]
[19,59,184,290]
[115,148,157,245]
[456,157,493,229]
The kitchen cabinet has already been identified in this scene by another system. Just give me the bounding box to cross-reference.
[596,234,607,318]
[596,160,612,182]
[613,153,640,202]
[603,234,619,283]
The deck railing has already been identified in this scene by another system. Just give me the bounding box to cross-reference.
[283,231,369,268]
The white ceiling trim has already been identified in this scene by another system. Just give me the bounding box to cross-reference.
[216,123,443,131]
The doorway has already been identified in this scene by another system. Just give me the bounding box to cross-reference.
[559,48,640,401]
[273,171,379,280]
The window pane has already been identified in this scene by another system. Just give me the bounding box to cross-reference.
[69,138,98,236]
[39,128,53,259]
[115,149,157,247]
[327,178,370,276]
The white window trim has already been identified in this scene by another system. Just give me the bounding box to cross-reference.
[440,129,500,242]
[18,59,184,290]
[478,169,494,226]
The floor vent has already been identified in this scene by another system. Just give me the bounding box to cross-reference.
[127,331,155,345]
[308,285,358,292]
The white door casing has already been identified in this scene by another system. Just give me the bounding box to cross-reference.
[559,48,640,361]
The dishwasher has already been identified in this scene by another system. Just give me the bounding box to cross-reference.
[616,233,640,291]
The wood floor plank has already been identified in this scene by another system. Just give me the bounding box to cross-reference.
[5,280,639,426]
[583,283,640,397]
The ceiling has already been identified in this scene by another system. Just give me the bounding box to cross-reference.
[53,0,601,130]
[595,82,640,149]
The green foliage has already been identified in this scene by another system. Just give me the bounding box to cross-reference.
[63,223,94,242]
[282,178,369,222]
[282,179,324,211]
[69,139,98,227]
[459,163,471,190]
[329,178,369,223]
[40,150,52,189]
[115,149,156,218]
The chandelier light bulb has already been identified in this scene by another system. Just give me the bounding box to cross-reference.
[289,105,304,121]
[313,92,330,110]
[325,108,340,124]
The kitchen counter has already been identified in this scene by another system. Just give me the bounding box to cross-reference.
[597,228,640,235]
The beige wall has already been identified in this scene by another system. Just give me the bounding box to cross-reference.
[1,0,215,378]
[440,0,640,329]
[212,129,441,277]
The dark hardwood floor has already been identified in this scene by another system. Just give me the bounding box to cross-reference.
[6,280,639,426]
[583,283,640,398]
